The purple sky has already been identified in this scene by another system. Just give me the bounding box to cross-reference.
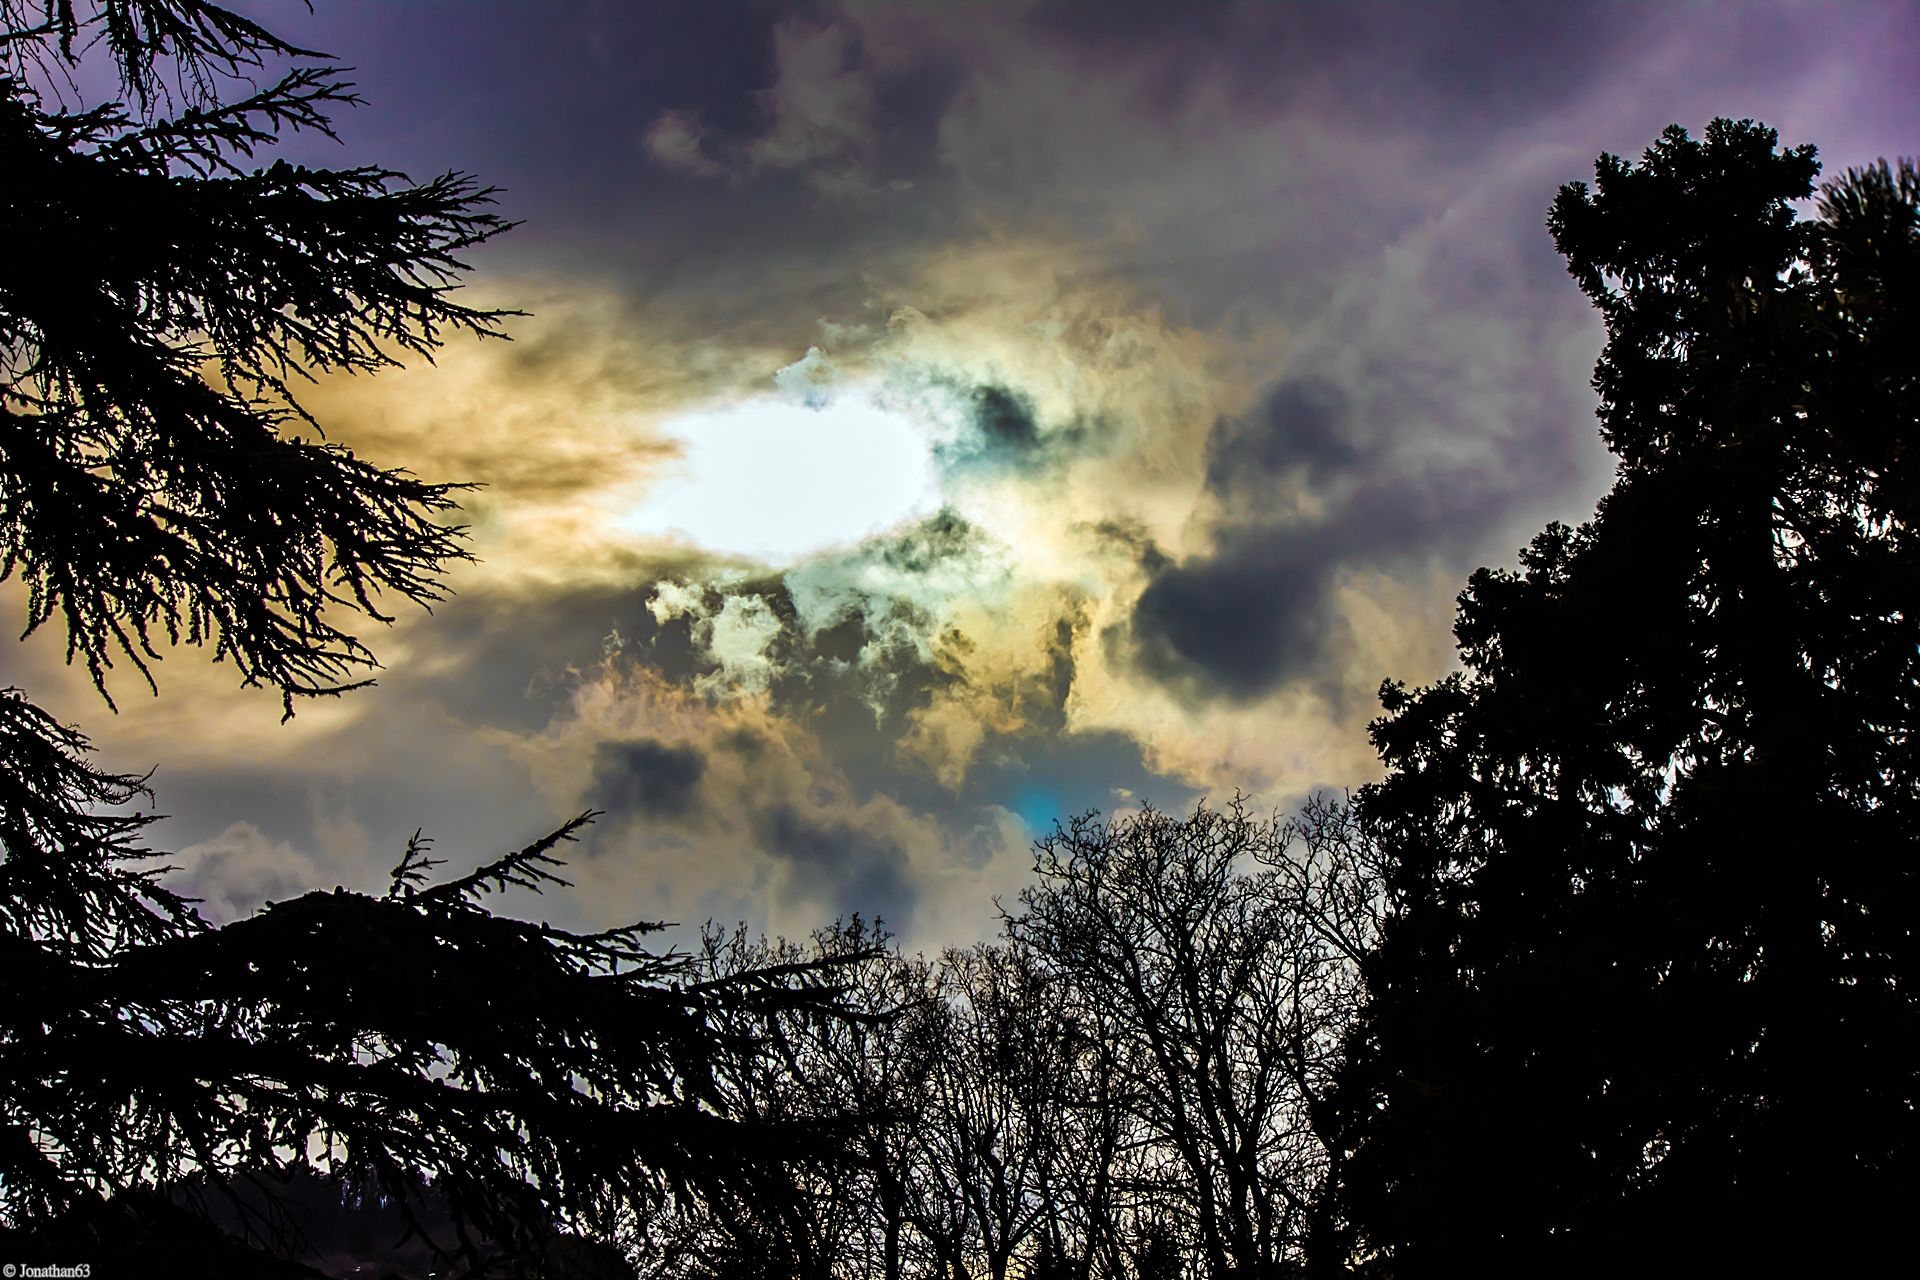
[14,0,1919,947]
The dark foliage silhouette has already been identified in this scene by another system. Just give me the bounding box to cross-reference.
[0,4,868,1275]
[1322,120,1920,1274]
[0,0,506,713]
[644,917,919,1280]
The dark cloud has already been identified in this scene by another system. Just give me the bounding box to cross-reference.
[971,384,1041,451]
[591,738,707,818]
[1133,375,1374,699]
[1087,518,1172,573]
[1204,379,1358,502]
[381,582,725,735]
[1131,526,1338,701]
[873,507,982,574]
[930,379,1099,478]
[810,608,868,663]
[758,803,917,930]
[1132,352,1585,702]
[970,725,1194,830]
[779,611,953,730]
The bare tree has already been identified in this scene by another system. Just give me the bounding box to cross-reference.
[651,797,1384,1280]
[654,917,921,1280]
[906,941,1073,1280]
[1006,797,1382,1279]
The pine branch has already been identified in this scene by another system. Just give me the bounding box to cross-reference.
[416,812,597,905]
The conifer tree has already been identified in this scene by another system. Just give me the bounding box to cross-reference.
[1325,120,1920,1274]
[0,5,858,1273]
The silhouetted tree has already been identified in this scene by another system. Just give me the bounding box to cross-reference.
[0,4,866,1274]
[647,918,906,1280]
[628,797,1379,1280]
[1008,798,1383,1280]
[907,940,1072,1280]
[0,0,504,713]
[1324,121,1920,1275]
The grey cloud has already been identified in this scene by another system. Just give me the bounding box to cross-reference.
[378,583,726,735]
[1131,526,1339,701]
[810,608,868,663]
[1133,375,1378,702]
[869,507,983,575]
[1130,329,1588,702]
[591,738,707,818]
[744,20,877,178]
[970,384,1040,451]
[639,14,942,200]
[932,380,1104,477]
[1086,518,1172,573]
[1204,380,1359,501]
[632,503,1100,818]
[758,802,918,931]
[643,109,725,177]
[1115,112,1610,704]
[167,821,327,924]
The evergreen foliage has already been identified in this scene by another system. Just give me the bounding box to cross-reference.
[0,0,509,712]
[0,5,864,1274]
[1324,120,1920,1274]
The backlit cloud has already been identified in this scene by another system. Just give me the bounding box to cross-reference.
[22,0,1916,950]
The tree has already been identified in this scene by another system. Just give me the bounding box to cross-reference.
[1008,798,1383,1280]
[907,940,1071,1280]
[671,921,1071,1280]
[0,0,502,713]
[633,798,1379,1280]
[0,4,862,1273]
[1324,121,1920,1274]
[651,917,916,1280]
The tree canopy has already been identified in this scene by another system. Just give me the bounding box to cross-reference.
[655,796,1380,1280]
[1324,120,1920,1274]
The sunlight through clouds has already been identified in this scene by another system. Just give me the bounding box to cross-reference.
[29,0,1915,956]
[623,385,944,564]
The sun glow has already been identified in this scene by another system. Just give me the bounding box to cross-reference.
[624,389,944,564]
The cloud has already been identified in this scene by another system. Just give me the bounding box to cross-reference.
[168,822,329,924]
[772,345,837,404]
[30,0,1916,955]
[488,656,1036,946]
[286,284,840,597]
[642,16,913,198]
[757,803,916,930]
[1131,527,1340,701]
[1204,380,1358,502]
[643,108,724,177]
[15,67,1547,955]
[969,384,1040,450]
[591,737,707,818]
[744,20,879,182]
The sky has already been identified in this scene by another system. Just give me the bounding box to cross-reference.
[9,0,1920,949]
